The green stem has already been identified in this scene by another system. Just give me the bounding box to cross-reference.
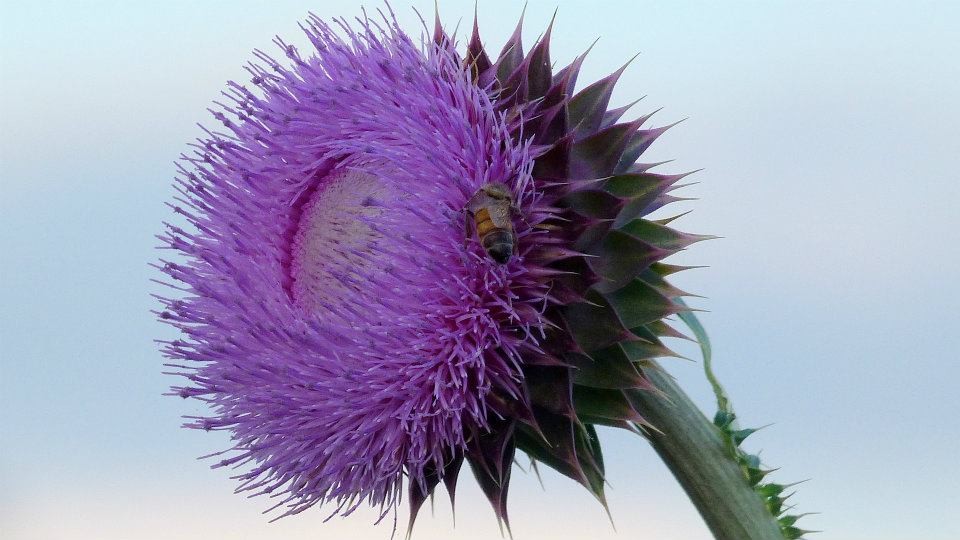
[628,362,783,540]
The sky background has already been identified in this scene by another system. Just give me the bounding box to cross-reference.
[1,1,958,539]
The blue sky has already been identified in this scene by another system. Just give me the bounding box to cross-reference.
[2,1,958,539]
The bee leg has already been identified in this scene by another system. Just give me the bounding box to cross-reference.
[463,209,473,250]
[466,189,484,214]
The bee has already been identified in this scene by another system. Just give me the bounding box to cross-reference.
[464,182,521,264]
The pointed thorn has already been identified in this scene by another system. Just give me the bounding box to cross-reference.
[612,51,642,78]
[784,478,813,489]
[529,458,546,490]
[603,500,617,532]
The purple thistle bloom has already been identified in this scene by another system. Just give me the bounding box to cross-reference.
[158,5,706,532]
[159,10,551,520]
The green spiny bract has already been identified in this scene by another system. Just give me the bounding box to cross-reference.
[712,410,815,539]
[682,299,813,539]
[408,11,715,534]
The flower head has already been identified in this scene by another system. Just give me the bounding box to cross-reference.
[158,5,707,531]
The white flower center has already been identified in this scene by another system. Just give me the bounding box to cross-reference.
[290,169,394,313]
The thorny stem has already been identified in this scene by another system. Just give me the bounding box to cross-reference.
[629,362,784,540]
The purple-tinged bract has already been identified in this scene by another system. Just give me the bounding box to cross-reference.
[157,5,708,532]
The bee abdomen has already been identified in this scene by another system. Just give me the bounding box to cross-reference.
[474,208,496,235]
[482,229,514,264]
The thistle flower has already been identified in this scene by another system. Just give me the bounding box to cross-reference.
[156,6,708,531]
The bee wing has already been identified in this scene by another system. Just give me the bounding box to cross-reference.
[466,190,488,213]
[486,203,514,229]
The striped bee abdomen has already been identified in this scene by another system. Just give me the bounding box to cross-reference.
[480,228,513,264]
[466,185,516,264]
[473,208,495,233]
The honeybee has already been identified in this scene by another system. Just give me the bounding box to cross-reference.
[465,182,520,264]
